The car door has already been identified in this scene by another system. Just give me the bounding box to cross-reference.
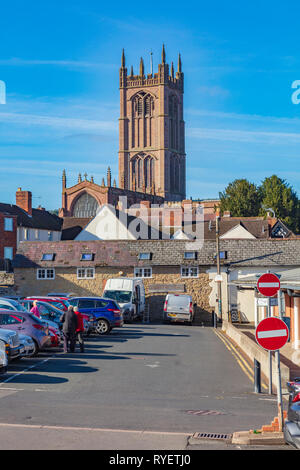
[0,313,26,333]
[94,300,111,319]
[77,299,96,317]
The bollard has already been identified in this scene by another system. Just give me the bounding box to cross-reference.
[254,359,261,394]
[212,311,216,328]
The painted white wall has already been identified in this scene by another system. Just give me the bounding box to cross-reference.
[220,224,256,239]
[17,227,61,245]
[75,206,136,241]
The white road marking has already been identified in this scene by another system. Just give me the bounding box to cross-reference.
[0,357,53,385]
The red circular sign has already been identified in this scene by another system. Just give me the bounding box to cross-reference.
[257,273,280,297]
[255,317,289,351]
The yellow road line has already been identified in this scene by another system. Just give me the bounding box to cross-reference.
[214,329,268,390]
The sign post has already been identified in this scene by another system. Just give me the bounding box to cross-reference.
[257,273,281,395]
[255,316,289,432]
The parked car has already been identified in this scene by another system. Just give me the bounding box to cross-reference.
[0,328,22,361]
[21,300,90,336]
[103,277,145,323]
[19,334,35,357]
[68,297,123,335]
[163,294,195,324]
[0,340,8,374]
[24,297,70,312]
[47,292,78,299]
[0,297,28,313]
[0,310,51,356]
[284,378,300,449]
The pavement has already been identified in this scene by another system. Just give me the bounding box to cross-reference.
[212,322,300,448]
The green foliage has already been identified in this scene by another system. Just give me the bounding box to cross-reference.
[219,179,261,217]
[219,176,300,233]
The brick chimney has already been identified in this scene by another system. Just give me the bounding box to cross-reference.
[16,188,32,216]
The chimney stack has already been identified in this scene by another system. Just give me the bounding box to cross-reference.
[16,188,32,216]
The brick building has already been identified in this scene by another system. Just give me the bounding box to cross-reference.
[59,46,191,223]
[0,211,17,270]
[0,188,62,266]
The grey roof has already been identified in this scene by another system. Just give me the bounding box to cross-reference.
[0,203,62,231]
[13,238,300,269]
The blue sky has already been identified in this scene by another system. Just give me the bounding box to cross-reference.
[0,0,300,210]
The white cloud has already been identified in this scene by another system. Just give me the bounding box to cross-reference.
[186,127,300,144]
[0,111,117,132]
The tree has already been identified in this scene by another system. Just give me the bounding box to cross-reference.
[219,179,261,217]
[259,175,299,232]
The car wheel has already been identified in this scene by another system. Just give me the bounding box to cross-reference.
[30,340,39,357]
[95,319,110,335]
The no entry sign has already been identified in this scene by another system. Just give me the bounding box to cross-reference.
[257,273,280,297]
[255,317,289,351]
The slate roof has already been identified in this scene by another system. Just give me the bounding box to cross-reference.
[13,238,300,269]
[61,217,92,240]
[0,203,62,231]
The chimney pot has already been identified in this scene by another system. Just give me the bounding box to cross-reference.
[16,189,32,216]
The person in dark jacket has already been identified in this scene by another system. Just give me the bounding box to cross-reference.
[60,306,78,353]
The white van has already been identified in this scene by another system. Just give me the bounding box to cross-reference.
[103,278,145,323]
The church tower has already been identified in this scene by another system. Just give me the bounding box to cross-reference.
[119,46,186,201]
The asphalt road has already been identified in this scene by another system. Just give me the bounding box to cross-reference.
[0,323,291,449]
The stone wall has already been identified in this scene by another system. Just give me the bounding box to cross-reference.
[14,265,213,322]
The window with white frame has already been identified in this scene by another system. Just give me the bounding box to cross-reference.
[77,267,95,279]
[181,266,198,278]
[4,218,13,231]
[134,267,152,278]
[37,268,55,280]
[35,229,39,240]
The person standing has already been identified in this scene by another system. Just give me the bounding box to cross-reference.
[30,301,41,318]
[60,306,78,353]
[74,306,85,353]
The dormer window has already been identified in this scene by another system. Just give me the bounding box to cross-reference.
[80,253,94,261]
[138,252,152,260]
[41,253,55,261]
[184,251,197,260]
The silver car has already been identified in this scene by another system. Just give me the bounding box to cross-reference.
[0,340,8,374]
[0,328,22,361]
[163,294,195,324]
[19,334,35,357]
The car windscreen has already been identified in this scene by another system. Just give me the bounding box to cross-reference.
[103,291,132,303]
[167,295,190,307]
[9,299,28,312]
[28,313,46,324]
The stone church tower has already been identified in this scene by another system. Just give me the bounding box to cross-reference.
[119,46,186,201]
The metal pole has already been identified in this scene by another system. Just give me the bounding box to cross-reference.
[277,289,283,320]
[254,359,261,394]
[268,297,273,394]
[276,350,284,432]
[216,215,222,321]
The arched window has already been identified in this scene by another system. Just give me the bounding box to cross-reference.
[169,95,178,150]
[131,154,155,191]
[72,193,99,218]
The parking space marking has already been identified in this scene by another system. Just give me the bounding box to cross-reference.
[0,357,53,385]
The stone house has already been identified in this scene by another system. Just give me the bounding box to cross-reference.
[13,238,300,336]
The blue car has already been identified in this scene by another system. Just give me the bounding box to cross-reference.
[68,297,124,335]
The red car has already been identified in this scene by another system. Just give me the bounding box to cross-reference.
[48,326,61,347]
[24,297,70,312]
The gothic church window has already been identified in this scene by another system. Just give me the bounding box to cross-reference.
[73,193,99,218]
